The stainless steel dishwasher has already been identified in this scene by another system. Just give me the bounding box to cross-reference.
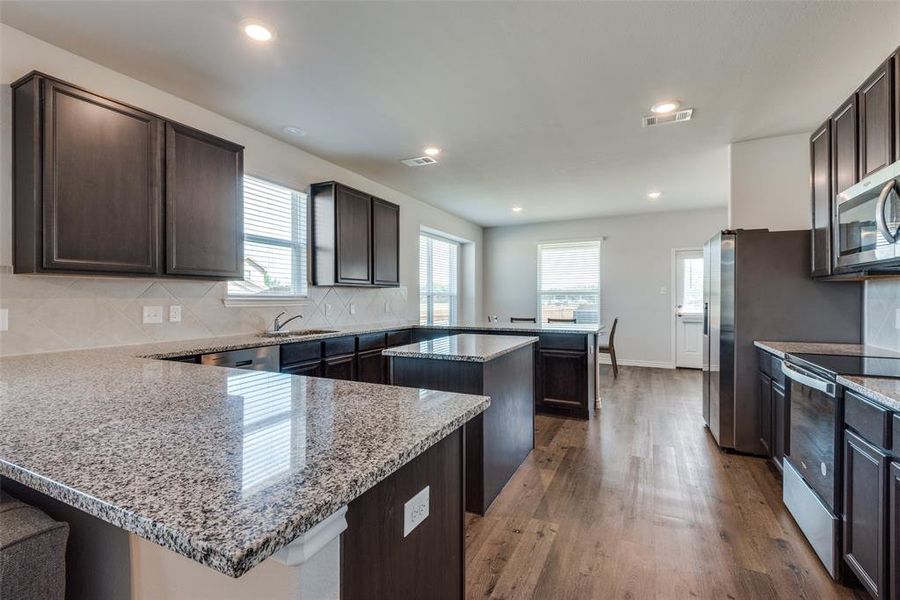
[200,346,280,372]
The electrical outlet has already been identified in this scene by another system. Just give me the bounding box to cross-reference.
[403,486,430,537]
[325,303,332,316]
[349,303,356,316]
[384,301,390,314]
[169,305,182,323]
[659,286,668,295]
[142,305,163,324]
[0,308,8,332]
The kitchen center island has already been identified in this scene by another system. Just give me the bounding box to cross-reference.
[385,334,537,515]
[0,341,489,600]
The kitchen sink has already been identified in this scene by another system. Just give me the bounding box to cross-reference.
[258,329,338,338]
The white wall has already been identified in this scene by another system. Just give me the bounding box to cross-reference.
[482,207,728,368]
[0,25,482,355]
[728,133,811,231]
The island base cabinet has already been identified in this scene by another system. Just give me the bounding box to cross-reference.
[341,428,464,600]
[844,430,889,599]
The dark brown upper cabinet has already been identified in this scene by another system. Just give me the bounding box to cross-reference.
[858,57,896,179]
[895,47,900,162]
[11,71,244,280]
[810,120,832,277]
[165,123,243,278]
[310,181,400,287]
[832,95,860,200]
[13,74,163,274]
[372,198,400,286]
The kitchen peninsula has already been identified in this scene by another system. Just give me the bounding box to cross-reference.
[0,340,489,600]
[386,334,538,514]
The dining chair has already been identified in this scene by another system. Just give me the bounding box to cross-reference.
[547,318,576,323]
[510,317,537,323]
[598,317,618,378]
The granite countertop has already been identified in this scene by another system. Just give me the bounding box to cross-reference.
[134,321,600,362]
[383,334,539,363]
[838,375,900,412]
[0,344,489,577]
[754,340,900,359]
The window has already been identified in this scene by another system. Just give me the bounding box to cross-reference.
[681,257,704,313]
[537,241,600,324]
[228,175,308,300]
[419,233,459,325]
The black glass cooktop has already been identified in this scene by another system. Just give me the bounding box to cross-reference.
[790,353,900,379]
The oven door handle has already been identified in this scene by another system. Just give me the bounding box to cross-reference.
[781,361,836,397]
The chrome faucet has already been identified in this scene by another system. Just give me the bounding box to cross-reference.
[269,311,303,334]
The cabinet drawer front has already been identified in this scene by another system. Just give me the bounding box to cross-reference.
[758,350,773,377]
[387,329,412,347]
[846,390,892,450]
[324,336,356,357]
[770,356,785,388]
[540,333,587,351]
[357,332,386,352]
[281,340,322,366]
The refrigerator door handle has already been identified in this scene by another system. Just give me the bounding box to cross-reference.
[702,302,709,335]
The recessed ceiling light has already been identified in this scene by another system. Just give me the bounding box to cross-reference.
[423,147,441,156]
[651,101,680,114]
[283,126,307,137]
[512,206,523,213]
[648,191,662,200]
[242,20,274,42]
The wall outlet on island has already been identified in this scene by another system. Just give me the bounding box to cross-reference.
[403,486,430,537]
[169,305,182,323]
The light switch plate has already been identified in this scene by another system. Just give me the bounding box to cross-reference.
[403,486,430,537]
[0,308,8,332]
[142,306,163,324]
[169,305,182,323]
[325,303,332,316]
[384,301,390,314]
[659,286,668,295]
[349,303,356,316]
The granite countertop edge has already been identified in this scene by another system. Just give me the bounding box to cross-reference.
[0,395,490,577]
[837,376,900,413]
[382,335,539,363]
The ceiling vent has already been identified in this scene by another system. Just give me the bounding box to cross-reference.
[642,108,694,128]
[401,156,438,167]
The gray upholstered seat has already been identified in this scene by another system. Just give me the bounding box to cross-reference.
[1,490,68,600]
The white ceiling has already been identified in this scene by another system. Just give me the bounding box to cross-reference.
[2,1,899,226]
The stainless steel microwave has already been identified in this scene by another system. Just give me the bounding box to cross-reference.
[834,159,900,273]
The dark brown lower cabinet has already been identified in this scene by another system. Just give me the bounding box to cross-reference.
[538,348,589,419]
[357,348,386,384]
[281,360,322,377]
[323,354,356,381]
[844,429,889,599]
[341,427,464,600]
[890,461,900,600]
[758,372,773,457]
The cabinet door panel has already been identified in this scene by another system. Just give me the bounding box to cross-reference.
[372,198,400,286]
[42,79,162,273]
[282,360,322,377]
[539,349,587,409]
[165,123,243,278]
[323,354,356,381]
[810,121,832,277]
[357,349,386,384]
[832,96,859,198]
[758,372,773,457]
[844,429,889,599]
[859,59,895,179]
[889,461,900,600]
[336,186,372,284]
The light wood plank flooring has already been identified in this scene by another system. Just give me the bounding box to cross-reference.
[465,365,867,599]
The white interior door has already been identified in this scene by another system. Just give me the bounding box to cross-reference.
[675,249,704,369]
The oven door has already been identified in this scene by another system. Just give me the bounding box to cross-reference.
[782,361,839,512]
[834,160,900,271]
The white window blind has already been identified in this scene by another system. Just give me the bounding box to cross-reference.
[228,175,308,299]
[419,233,459,325]
[537,241,600,324]
[681,257,704,313]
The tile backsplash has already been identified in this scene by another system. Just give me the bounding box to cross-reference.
[0,273,411,356]
[865,279,900,352]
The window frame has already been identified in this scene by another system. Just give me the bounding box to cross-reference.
[419,231,460,325]
[225,175,309,307]
[536,239,602,324]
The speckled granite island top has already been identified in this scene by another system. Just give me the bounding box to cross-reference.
[383,334,539,363]
[0,346,489,577]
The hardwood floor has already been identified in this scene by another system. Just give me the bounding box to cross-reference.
[464,365,867,599]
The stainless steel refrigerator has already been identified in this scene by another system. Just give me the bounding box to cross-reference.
[702,229,862,455]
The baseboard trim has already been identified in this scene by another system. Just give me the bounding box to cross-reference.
[598,356,676,370]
